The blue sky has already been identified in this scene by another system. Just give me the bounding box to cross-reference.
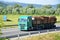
[0,0,60,5]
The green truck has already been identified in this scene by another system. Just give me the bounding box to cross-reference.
[18,16,56,31]
[18,16,32,30]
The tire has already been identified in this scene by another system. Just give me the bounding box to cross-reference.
[50,25,56,29]
[28,27,33,31]
[53,25,56,28]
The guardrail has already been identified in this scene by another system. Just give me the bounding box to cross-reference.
[0,28,60,38]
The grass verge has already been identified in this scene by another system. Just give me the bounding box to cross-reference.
[21,32,60,40]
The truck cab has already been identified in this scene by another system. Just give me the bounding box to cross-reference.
[18,16,32,30]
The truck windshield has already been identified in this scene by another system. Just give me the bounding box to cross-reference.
[20,18,27,22]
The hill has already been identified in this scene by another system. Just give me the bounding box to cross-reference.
[0,1,7,7]
[0,1,57,8]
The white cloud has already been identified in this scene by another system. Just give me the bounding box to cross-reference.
[2,0,60,5]
[18,0,59,5]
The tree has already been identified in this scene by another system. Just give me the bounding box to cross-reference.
[0,7,4,14]
[34,8,39,14]
[27,4,34,8]
[6,6,12,14]
[45,8,55,15]
[2,8,7,15]
[34,8,42,15]
[42,5,52,9]
[12,4,23,14]
[14,4,22,8]
[55,8,60,15]
[25,4,35,14]
[57,4,60,8]
[12,8,18,14]
[40,8,46,15]
[26,8,35,14]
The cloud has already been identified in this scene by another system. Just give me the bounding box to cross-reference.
[1,0,60,5]
[19,0,60,5]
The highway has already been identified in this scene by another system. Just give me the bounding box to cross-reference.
[0,23,60,38]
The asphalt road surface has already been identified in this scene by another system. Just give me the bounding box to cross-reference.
[0,23,60,38]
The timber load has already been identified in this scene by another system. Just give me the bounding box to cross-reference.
[32,16,57,29]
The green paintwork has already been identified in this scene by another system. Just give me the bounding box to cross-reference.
[18,16,32,30]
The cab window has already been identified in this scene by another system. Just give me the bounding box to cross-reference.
[20,18,27,22]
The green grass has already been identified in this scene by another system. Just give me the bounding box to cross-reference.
[56,16,60,23]
[0,38,9,40]
[4,15,20,25]
[21,32,60,40]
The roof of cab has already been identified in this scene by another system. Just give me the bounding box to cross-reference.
[19,15,31,18]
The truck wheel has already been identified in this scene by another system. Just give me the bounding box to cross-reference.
[53,25,56,28]
[28,27,33,31]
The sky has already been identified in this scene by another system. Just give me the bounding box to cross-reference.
[0,0,60,5]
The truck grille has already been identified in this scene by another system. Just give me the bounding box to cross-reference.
[20,24,25,29]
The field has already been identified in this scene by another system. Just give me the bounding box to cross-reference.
[0,15,60,28]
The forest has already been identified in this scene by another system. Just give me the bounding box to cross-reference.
[0,2,60,15]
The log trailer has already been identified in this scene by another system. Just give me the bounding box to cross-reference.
[18,16,57,31]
